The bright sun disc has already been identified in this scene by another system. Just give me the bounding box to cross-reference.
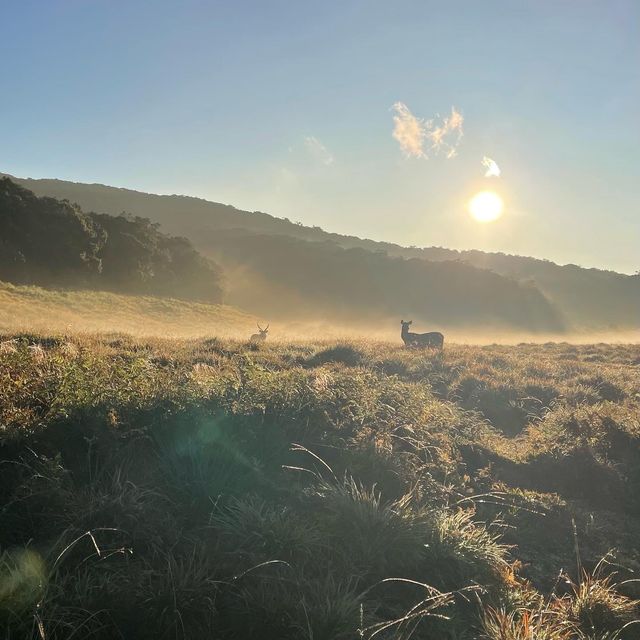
[468,191,503,223]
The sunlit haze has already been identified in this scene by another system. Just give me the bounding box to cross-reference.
[2,1,638,272]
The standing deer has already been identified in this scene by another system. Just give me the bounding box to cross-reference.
[249,323,269,344]
[400,320,444,350]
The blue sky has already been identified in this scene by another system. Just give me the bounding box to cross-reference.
[2,0,639,272]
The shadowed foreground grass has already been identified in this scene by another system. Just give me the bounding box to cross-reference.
[1,334,639,638]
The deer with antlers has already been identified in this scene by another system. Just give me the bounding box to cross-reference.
[249,323,269,344]
[400,320,444,350]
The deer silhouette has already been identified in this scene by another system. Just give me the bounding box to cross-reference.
[250,323,269,344]
[400,320,444,350]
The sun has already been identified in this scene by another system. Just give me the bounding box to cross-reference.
[468,191,503,223]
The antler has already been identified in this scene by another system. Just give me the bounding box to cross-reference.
[264,324,269,331]
[257,323,264,332]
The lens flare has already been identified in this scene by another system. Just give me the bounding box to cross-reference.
[468,191,503,223]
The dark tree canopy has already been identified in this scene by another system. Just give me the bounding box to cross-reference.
[0,178,223,303]
[205,229,565,332]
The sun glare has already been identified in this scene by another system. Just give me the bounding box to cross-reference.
[468,191,503,223]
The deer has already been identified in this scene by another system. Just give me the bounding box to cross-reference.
[249,323,269,344]
[400,320,444,350]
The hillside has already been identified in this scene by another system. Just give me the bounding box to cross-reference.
[6,173,639,332]
[0,176,566,334]
[1,335,640,638]
[202,230,563,331]
[0,281,256,337]
[0,178,223,303]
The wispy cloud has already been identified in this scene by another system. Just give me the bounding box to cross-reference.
[391,103,464,159]
[303,136,334,166]
[482,156,501,177]
[392,102,426,158]
[426,107,464,159]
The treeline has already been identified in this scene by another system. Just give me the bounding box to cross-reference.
[0,178,222,303]
[420,249,640,330]
[205,229,564,331]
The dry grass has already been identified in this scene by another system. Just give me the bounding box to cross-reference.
[0,331,639,638]
[0,281,257,337]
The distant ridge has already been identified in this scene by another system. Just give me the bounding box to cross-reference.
[1,172,626,273]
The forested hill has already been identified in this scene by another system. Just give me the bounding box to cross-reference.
[5,173,639,331]
[0,178,223,303]
[0,178,563,332]
[201,229,564,331]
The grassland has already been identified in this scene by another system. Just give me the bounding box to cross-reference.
[0,282,257,337]
[1,333,640,638]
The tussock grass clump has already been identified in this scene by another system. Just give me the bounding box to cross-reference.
[565,558,640,637]
[481,607,576,640]
[481,561,640,640]
[306,343,365,367]
[310,480,429,579]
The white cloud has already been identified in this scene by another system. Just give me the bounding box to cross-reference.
[482,156,501,177]
[303,136,334,166]
[426,106,464,159]
[392,102,426,158]
[392,103,464,159]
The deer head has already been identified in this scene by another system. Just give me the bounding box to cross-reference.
[257,323,269,335]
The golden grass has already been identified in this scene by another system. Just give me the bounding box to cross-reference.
[0,281,257,337]
[1,332,640,638]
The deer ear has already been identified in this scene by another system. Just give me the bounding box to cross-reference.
[409,321,413,325]
[401,319,404,324]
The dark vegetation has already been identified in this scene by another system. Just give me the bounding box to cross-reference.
[0,178,223,303]
[8,172,639,331]
[1,335,640,638]
[204,229,563,330]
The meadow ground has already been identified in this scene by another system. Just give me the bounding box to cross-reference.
[1,333,640,638]
[0,282,258,337]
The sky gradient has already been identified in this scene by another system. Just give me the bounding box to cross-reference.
[2,0,639,273]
